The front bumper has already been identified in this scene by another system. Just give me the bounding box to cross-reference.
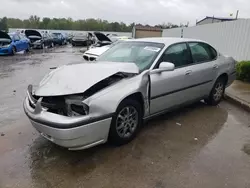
[83,53,98,61]
[0,46,12,55]
[31,42,42,49]
[23,89,112,150]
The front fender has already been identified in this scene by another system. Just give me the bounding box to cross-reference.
[84,71,150,118]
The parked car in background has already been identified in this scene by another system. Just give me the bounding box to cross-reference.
[19,33,31,46]
[51,33,66,45]
[93,32,112,47]
[71,33,93,46]
[83,45,110,61]
[83,40,125,61]
[0,31,30,55]
[24,37,236,150]
[24,30,54,49]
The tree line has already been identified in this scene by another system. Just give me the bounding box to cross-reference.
[0,15,180,32]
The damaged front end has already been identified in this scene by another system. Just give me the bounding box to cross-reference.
[27,72,132,117]
[23,62,141,150]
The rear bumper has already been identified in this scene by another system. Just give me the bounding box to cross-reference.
[23,94,112,150]
[227,71,236,87]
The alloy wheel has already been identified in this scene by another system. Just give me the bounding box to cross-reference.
[116,106,139,138]
[213,82,224,101]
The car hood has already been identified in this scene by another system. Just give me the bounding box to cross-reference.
[94,32,112,42]
[35,62,139,96]
[85,46,110,56]
[0,31,11,40]
[25,30,42,38]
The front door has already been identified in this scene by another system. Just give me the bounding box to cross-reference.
[150,42,194,115]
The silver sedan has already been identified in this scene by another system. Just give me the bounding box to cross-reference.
[23,37,236,150]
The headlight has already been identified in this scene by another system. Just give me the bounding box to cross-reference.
[35,40,41,43]
[65,97,89,116]
[2,44,10,48]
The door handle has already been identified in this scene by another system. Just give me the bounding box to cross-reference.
[213,64,219,69]
[185,70,192,75]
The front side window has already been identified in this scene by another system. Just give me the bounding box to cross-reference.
[98,42,164,71]
[160,43,192,68]
[189,42,217,63]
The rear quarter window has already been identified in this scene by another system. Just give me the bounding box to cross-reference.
[189,42,217,63]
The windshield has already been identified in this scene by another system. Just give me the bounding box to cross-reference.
[98,41,164,71]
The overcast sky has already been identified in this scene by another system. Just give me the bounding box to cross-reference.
[0,0,249,25]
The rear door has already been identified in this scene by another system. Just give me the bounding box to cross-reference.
[186,42,219,99]
[150,42,194,114]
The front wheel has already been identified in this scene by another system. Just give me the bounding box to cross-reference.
[205,77,226,105]
[11,46,16,55]
[109,99,142,146]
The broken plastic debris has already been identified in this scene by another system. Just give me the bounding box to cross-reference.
[194,137,198,141]
[176,122,181,126]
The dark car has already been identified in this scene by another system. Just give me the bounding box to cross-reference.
[51,33,66,45]
[71,33,93,46]
[24,30,53,49]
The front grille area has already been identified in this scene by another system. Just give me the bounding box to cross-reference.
[30,94,67,115]
[83,54,96,61]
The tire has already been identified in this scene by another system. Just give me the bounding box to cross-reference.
[205,77,226,106]
[72,43,75,46]
[26,44,30,52]
[109,99,142,146]
[11,46,16,55]
[41,43,45,49]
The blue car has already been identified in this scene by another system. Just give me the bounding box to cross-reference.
[0,31,30,55]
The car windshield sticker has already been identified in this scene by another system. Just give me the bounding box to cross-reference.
[144,46,161,52]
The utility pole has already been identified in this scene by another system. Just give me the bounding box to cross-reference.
[236,10,239,19]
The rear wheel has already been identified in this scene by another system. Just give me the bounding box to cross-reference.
[109,99,142,146]
[205,77,226,105]
[26,44,31,52]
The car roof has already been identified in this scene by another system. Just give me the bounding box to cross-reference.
[127,37,206,46]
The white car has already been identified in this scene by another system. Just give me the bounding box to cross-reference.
[83,45,110,61]
[24,37,236,150]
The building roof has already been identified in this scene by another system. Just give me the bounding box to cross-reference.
[197,16,236,24]
[128,37,205,45]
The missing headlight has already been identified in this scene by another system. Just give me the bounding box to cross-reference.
[65,96,89,117]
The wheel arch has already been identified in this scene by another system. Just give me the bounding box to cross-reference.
[118,92,145,117]
[217,73,228,85]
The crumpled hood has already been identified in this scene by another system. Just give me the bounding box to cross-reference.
[0,31,11,40]
[85,46,110,56]
[35,62,139,96]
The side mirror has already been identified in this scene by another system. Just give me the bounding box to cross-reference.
[151,62,175,74]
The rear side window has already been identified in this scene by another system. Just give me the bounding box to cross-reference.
[189,42,217,63]
[160,43,192,68]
